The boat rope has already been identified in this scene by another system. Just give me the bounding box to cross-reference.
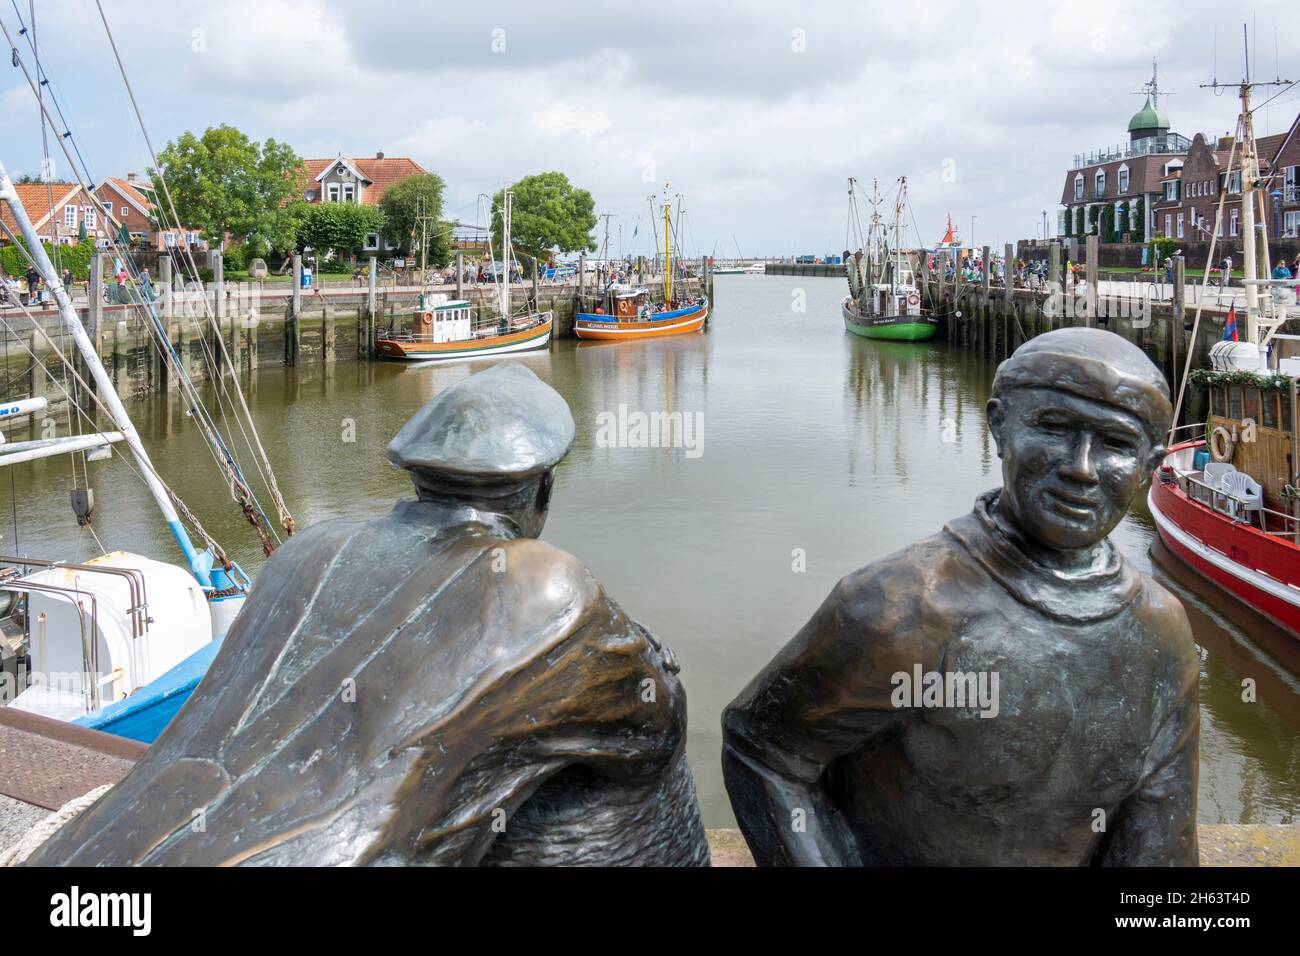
[0,783,113,867]
[0,289,235,572]
[1,13,289,549]
[93,0,294,541]
[1168,130,1241,443]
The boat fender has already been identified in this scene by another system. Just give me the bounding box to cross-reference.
[1209,425,1236,462]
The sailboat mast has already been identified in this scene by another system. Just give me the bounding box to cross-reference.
[0,159,212,587]
[502,190,512,320]
[664,187,672,303]
[1240,83,1261,335]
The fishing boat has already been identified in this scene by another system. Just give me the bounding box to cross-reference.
[375,190,551,362]
[0,6,294,742]
[0,161,278,741]
[1147,73,1300,640]
[575,187,708,341]
[841,177,940,342]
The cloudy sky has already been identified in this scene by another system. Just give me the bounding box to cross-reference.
[2,0,1297,256]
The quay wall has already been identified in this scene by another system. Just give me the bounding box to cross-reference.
[0,255,712,435]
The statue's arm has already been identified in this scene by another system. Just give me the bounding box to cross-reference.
[722,582,907,866]
[1099,642,1200,866]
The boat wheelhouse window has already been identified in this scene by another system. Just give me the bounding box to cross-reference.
[1262,391,1279,430]
[1227,386,1243,419]
[1243,388,1260,425]
[1282,393,1294,433]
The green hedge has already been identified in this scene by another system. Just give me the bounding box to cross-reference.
[0,239,98,282]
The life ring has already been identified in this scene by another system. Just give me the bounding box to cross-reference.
[1209,425,1236,462]
[908,293,920,306]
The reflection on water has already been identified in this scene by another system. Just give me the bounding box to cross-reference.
[4,274,1295,827]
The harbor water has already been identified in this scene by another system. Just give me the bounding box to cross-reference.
[7,273,1298,828]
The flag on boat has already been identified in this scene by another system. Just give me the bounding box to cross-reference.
[1223,306,1239,342]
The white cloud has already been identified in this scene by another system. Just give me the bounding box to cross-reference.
[0,0,1294,253]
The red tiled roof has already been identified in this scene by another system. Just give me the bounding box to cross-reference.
[0,182,85,236]
[101,177,155,214]
[302,156,427,205]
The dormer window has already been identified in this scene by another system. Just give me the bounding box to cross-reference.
[1094,170,1106,197]
[1118,165,1130,193]
[1074,173,1084,201]
[326,183,340,203]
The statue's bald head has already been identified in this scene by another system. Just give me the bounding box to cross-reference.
[987,329,1171,553]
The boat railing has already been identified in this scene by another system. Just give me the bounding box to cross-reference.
[380,311,551,343]
[0,579,102,711]
[0,556,148,642]
[1175,469,1300,538]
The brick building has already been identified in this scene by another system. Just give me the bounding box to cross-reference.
[94,174,207,252]
[301,152,427,253]
[1058,93,1191,243]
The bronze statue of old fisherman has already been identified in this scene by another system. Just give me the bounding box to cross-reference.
[723,327,1199,866]
[30,363,709,866]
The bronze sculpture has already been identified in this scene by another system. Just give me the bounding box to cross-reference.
[28,363,710,866]
[723,327,1199,866]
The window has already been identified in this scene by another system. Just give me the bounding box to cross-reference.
[364,232,379,250]
[1285,211,1300,237]
[1118,167,1130,193]
[1226,170,1242,194]
[342,184,356,202]
[1057,210,1066,234]
[1263,392,1279,430]
[1285,165,1298,202]
[1283,393,1294,433]
[63,205,76,228]
[1095,170,1106,197]
[82,205,96,230]
[1074,174,1084,201]
[1164,213,1172,236]
[1163,180,1181,201]
[121,205,130,218]
[1230,208,1239,236]
[1243,388,1260,425]
[1228,386,1243,419]
[164,232,176,248]
[1176,213,1184,238]
[326,183,340,202]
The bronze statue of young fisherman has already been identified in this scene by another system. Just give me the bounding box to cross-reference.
[723,327,1199,866]
[29,363,709,866]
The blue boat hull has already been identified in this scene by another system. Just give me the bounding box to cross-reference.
[73,639,222,743]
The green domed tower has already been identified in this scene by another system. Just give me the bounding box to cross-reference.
[1128,95,1170,141]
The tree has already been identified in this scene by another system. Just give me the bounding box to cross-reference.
[492,171,596,275]
[1099,205,1114,244]
[151,125,307,256]
[379,173,448,263]
[297,203,384,259]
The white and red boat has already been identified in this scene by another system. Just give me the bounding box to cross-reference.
[1150,437,1300,638]
[1149,78,1300,640]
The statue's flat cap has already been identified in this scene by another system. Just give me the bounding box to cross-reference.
[992,327,1172,433]
[386,363,575,483]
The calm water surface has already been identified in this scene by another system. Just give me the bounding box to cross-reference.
[9,274,1298,827]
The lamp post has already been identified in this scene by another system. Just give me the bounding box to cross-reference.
[971,215,977,254]
[1042,209,1048,240]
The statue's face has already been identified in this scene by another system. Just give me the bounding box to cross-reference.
[989,387,1156,551]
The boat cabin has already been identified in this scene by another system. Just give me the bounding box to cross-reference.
[1201,372,1298,512]
[410,295,473,342]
